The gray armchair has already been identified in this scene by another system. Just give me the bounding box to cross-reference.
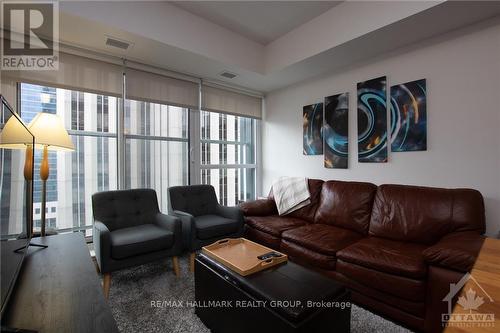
[92,189,182,298]
[168,185,244,272]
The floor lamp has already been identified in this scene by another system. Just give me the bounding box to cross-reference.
[0,113,35,237]
[27,112,74,237]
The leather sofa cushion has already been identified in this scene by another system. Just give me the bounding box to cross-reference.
[314,180,377,234]
[194,215,240,240]
[281,240,337,270]
[282,224,364,256]
[244,225,281,250]
[270,179,324,223]
[110,224,174,259]
[245,215,306,237]
[450,189,485,233]
[331,270,426,317]
[240,199,277,216]
[336,260,426,302]
[369,184,485,244]
[337,237,427,279]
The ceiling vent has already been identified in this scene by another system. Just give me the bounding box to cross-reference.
[105,36,132,50]
[219,71,238,79]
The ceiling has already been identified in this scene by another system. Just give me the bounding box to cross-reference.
[57,1,500,94]
[172,1,342,45]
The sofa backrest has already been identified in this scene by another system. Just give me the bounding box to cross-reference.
[168,185,219,217]
[314,180,378,234]
[269,179,324,223]
[369,184,485,244]
[92,189,160,231]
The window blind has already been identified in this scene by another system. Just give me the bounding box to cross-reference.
[1,52,123,97]
[125,68,198,108]
[1,50,262,117]
[0,72,18,113]
[202,84,262,119]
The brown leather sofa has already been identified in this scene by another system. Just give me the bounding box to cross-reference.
[240,179,486,333]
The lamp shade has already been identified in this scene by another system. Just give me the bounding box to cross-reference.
[27,113,75,151]
[0,115,33,149]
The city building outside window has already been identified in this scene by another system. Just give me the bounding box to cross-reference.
[0,83,258,238]
[200,110,256,206]
[19,83,118,236]
[124,99,189,212]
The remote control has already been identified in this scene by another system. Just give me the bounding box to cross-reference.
[257,251,283,260]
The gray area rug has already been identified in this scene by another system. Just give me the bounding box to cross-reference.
[105,255,412,333]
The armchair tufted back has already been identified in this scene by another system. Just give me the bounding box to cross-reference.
[168,185,218,217]
[92,189,160,231]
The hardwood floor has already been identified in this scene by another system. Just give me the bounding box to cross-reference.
[445,238,500,333]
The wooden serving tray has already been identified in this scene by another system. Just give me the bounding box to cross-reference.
[201,238,288,276]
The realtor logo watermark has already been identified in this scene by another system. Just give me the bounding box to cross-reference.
[442,273,495,328]
[1,0,59,70]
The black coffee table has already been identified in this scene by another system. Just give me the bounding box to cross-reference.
[195,253,351,333]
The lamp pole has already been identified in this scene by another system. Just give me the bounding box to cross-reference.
[40,145,49,237]
[24,144,34,237]
[27,112,75,237]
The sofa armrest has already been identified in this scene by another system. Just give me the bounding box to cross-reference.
[155,213,181,235]
[155,213,182,253]
[216,205,244,236]
[423,232,485,273]
[93,220,111,273]
[216,205,244,222]
[172,210,196,250]
[239,199,277,216]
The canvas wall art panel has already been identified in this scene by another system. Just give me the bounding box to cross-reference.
[303,103,323,155]
[324,92,349,168]
[357,76,388,163]
[390,79,427,152]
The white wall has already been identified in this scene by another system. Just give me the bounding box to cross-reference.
[262,20,500,237]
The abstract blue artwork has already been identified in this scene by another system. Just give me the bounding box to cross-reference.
[390,79,427,152]
[303,103,323,155]
[324,93,349,168]
[357,76,388,163]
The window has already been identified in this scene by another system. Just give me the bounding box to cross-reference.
[200,111,256,206]
[124,99,189,212]
[20,83,118,236]
[11,82,258,237]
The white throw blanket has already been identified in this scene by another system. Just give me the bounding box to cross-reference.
[272,177,310,215]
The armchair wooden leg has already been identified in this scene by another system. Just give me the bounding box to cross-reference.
[189,252,196,273]
[172,256,180,277]
[103,273,111,299]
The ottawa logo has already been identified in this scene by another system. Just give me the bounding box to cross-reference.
[442,273,495,328]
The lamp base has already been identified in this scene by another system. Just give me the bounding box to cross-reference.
[13,242,48,253]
